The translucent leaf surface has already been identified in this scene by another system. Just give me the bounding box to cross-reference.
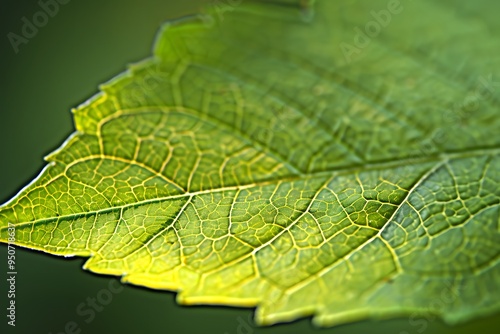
[1,0,499,327]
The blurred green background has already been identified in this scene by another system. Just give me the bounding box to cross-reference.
[0,0,498,333]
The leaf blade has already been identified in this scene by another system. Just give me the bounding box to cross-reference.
[1,0,500,327]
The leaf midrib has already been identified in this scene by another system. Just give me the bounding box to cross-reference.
[1,145,498,234]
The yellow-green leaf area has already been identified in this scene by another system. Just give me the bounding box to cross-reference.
[1,0,500,327]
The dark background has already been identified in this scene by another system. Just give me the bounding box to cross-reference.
[0,1,499,333]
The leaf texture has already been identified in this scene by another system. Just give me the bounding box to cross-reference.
[1,0,500,327]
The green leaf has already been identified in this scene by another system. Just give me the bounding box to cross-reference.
[1,0,499,327]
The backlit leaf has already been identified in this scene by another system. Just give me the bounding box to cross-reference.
[1,0,499,327]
